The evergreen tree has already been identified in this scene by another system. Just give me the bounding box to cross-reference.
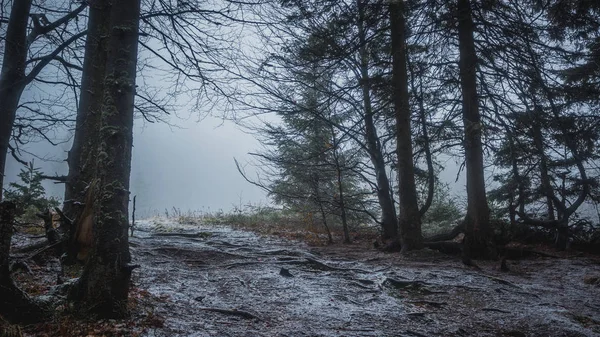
[4,161,59,217]
[251,64,370,243]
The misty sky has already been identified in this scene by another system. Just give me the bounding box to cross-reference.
[1,0,474,220]
[4,111,471,220]
[4,115,269,218]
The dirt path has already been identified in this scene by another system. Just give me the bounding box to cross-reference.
[130,219,600,337]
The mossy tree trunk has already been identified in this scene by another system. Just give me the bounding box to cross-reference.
[63,1,112,261]
[70,0,141,318]
[456,0,497,260]
[64,0,112,213]
[389,1,423,252]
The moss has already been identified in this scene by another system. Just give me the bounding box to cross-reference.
[97,151,109,161]
[100,125,121,136]
[113,25,135,33]
[103,180,126,192]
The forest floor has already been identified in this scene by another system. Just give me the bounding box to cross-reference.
[10,217,600,337]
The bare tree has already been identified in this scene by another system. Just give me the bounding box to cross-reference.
[0,0,34,201]
[0,1,86,199]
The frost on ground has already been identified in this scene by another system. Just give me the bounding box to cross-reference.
[124,217,600,337]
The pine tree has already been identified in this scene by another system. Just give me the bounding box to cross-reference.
[4,161,59,217]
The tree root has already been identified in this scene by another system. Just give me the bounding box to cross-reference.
[383,278,431,293]
[12,241,49,254]
[198,307,260,320]
[424,223,464,242]
[223,257,373,274]
[482,307,510,314]
[424,241,462,255]
[407,300,447,307]
[303,257,371,273]
[1,202,48,324]
[481,274,520,288]
[152,232,211,239]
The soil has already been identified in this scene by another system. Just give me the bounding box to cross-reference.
[10,219,600,336]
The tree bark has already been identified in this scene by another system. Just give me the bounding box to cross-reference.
[0,0,32,201]
[389,1,423,252]
[0,202,46,323]
[63,0,112,257]
[333,145,351,244]
[70,0,141,317]
[357,0,398,241]
[318,203,333,244]
[531,120,556,221]
[411,68,436,217]
[456,0,496,259]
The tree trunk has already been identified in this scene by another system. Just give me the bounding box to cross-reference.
[0,0,32,201]
[407,57,436,217]
[531,121,556,221]
[456,0,496,259]
[389,1,423,252]
[63,0,112,260]
[318,203,333,244]
[332,133,351,244]
[0,202,46,323]
[357,0,398,241]
[70,0,141,317]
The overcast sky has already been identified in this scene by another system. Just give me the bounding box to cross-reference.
[1,0,475,220]
[4,117,472,220]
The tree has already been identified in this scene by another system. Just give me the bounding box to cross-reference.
[69,0,141,317]
[63,0,112,261]
[0,201,46,323]
[244,65,369,244]
[4,161,59,220]
[357,0,399,241]
[455,0,496,259]
[389,0,423,251]
[470,0,600,250]
[229,0,416,241]
[0,0,33,201]
[0,1,86,200]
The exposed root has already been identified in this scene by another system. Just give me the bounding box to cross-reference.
[407,300,447,307]
[482,307,511,314]
[198,307,260,320]
[481,274,520,289]
[383,278,430,292]
[424,223,464,242]
[303,257,371,273]
[152,232,211,239]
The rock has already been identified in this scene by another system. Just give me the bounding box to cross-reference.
[583,275,600,286]
[279,267,293,277]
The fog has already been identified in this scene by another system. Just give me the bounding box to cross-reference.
[4,107,472,220]
[4,116,269,218]
[1,0,474,222]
